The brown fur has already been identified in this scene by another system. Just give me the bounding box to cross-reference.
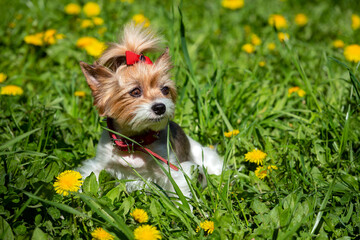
[169,121,191,163]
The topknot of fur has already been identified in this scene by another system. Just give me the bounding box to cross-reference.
[98,23,162,71]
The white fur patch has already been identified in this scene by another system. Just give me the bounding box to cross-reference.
[129,98,175,131]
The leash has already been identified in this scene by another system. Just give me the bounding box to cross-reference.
[106,118,179,171]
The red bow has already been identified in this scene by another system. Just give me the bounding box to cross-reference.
[125,51,153,65]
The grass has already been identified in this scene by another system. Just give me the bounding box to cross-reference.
[1,0,360,239]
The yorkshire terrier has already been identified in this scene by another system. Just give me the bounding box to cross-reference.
[78,23,223,198]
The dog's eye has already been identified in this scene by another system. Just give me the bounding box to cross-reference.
[161,86,170,95]
[130,87,142,97]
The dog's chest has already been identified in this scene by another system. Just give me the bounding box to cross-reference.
[112,148,155,168]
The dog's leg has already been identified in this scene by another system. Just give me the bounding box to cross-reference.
[76,157,104,179]
[187,137,223,175]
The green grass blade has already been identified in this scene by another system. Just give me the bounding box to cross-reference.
[284,41,322,112]
[215,100,233,131]
[329,57,360,101]
[23,191,89,219]
[0,128,41,151]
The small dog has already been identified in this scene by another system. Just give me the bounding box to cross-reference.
[78,23,223,198]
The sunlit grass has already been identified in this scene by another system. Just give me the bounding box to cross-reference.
[1,0,360,239]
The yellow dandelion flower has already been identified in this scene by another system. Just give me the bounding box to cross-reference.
[258,61,266,67]
[74,91,86,97]
[245,149,267,165]
[288,86,300,96]
[24,33,44,46]
[76,36,98,48]
[53,170,83,196]
[224,129,240,138]
[84,40,106,57]
[251,34,262,46]
[91,227,114,240]
[81,19,94,28]
[352,14,360,30]
[344,44,360,62]
[56,34,66,40]
[130,208,149,223]
[294,13,308,26]
[277,32,289,42]
[93,17,104,25]
[134,225,162,240]
[199,220,215,234]
[242,43,255,54]
[288,86,306,97]
[209,145,215,149]
[268,165,278,170]
[1,85,23,96]
[24,30,62,46]
[297,89,306,97]
[268,14,288,29]
[44,29,57,45]
[255,165,278,179]
[83,2,101,17]
[132,14,150,27]
[0,73,7,83]
[64,3,81,15]
[255,166,267,179]
[221,0,244,10]
[332,39,345,49]
[267,42,276,51]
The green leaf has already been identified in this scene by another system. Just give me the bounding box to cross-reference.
[98,170,115,193]
[120,196,135,218]
[269,205,281,228]
[150,198,161,218]
[251,199,270,215]
[31,227,47,240]
[0,216,14,240]
[105,183,125,203]
[14,224,27,236]
[47,207,61,220]
[82,172,99,196]
[42,162,60,183]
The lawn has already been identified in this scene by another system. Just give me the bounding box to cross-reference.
[1,0,360,239]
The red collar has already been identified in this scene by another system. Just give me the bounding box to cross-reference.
[106,118,179,171]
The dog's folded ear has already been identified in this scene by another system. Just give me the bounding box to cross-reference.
[79,61,113,92]
[103,56,127,72]
[154,47,172,72]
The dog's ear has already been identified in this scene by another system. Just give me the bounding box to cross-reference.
[103,56,127,72]
[79,61,113,92]
[154,47,172,72]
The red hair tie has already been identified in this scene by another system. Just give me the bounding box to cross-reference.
[125,51,153,65]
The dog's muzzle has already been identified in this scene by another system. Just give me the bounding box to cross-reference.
[151,103,166,115]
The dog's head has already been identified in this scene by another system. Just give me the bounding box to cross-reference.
[80,24,177,133]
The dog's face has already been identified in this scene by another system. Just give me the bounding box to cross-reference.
[80,49,177,133]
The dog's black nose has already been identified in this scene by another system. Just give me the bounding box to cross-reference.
[152,103,166,115]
